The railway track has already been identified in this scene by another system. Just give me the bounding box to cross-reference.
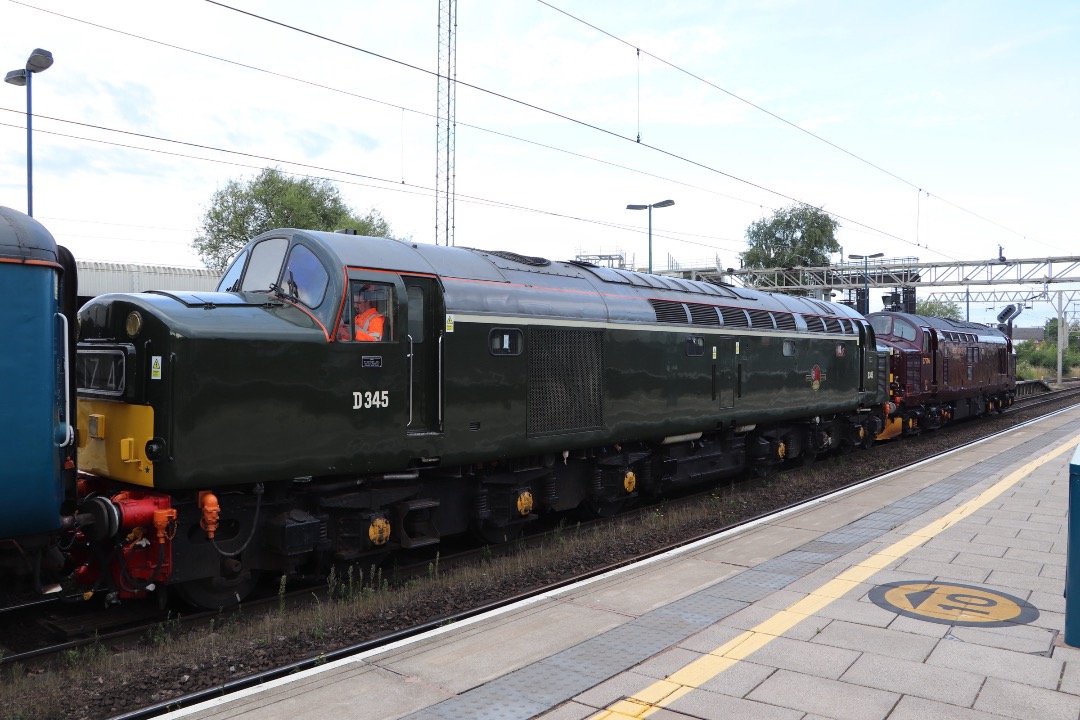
[4,387,1080,720]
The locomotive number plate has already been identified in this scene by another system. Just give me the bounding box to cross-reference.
[353,390,389,409]
[77,349,126,396]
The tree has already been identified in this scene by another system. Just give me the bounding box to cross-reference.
[1044,317,1080,345]
[740,204,840,279]
[193,168,395,271]
[914,298,962,320]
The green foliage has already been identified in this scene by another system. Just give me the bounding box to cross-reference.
[914,299,963,320]
[1015,339,1080,377]
[193,167,395,271]
[740,204,840,281]
[1044,317,1080,344]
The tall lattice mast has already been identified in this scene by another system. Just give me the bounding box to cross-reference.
[435,0,457,246]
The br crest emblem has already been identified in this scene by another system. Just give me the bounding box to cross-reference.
[805,364,827,391]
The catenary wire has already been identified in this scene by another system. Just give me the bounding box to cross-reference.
[0,117,742,255]
[11,0,966,259]
[202,0,946,257]
[535,0,1044,249]
[7,0,763,211]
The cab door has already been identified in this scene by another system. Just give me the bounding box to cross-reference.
[403,275,443,434]
[716,337,736,409]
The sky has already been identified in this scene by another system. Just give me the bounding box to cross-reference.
[1,0,1077,327]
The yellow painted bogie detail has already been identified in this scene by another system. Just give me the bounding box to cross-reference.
[368,516,391,546]
[876,417,904,442]
[516,491,534,516]
[777,442,786,460]
[78,399,155,487]
[623,471,637,493]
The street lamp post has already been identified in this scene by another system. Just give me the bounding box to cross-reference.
[626,199,674,274]
[849,252,884,314]
[5,48,54,217]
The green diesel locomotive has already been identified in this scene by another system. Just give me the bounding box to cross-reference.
[73,229,888,607]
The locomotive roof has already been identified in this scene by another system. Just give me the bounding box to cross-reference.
[0,206,59,264]
[292,230,864,322]
[868,311,1007,339]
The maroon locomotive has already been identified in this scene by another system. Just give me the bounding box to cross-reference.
[868,312,1015,439]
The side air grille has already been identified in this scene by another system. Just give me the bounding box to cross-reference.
[649,299,689,324]
[773,312,797,331]
[719,307,750,328]
[747,310,774,329]
[527,328,604,436]
[823,317,844,334]
[687,303,721,325]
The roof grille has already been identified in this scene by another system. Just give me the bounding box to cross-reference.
[773,312,797,331]
[719,307,750,328]
[649,299,689,324]
[747,310,774,329]
[687,303,721,325]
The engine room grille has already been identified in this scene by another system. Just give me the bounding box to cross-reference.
[649,299,689,324]
[527,328,604,435]
[686,303,721,325]
[823,316,844,334]
[719,307,750,327]
[773,312,797,331]
[747,309,774,329]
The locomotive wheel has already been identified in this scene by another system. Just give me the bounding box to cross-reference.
[799,451,817,467]
[173,572,260,610]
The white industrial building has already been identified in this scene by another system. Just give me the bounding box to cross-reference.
[76,261,219,301]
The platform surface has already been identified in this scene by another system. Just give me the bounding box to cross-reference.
[167,404,1080,720]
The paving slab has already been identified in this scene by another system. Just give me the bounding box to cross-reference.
[746,669,900,720]
[972,677,1080,720]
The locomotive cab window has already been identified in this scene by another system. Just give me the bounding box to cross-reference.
[489,328,523,355]
[240,237,289,292]
[685,335,705,357]
[894,318,917,342]
[282,244,329,308]
[342,281,395,342]
[870,315,892,337]
[218,250,248,292]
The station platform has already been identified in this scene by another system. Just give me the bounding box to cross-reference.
[167,404,1080,720]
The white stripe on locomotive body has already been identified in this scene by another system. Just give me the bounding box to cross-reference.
[448,313,859,344]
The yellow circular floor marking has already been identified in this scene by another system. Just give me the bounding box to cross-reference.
[869,581,1039,627]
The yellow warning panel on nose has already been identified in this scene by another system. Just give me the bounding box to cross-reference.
[869,580,1038,627]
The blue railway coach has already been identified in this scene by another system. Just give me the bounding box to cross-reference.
[0,206,77,550]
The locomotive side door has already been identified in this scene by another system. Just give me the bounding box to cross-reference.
[716,337,736,409]
[403,275,443,434]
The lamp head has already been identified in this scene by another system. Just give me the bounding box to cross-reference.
[652,199,675,208]
[26,49,53,73]
[626,204,648,210]
[4,69,27,87]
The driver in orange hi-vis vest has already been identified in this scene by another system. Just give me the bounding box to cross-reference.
[352,285,384,342]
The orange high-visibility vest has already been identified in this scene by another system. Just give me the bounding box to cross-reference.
[354,308,385,341]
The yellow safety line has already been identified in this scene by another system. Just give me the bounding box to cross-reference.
[589,432,1080,719]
